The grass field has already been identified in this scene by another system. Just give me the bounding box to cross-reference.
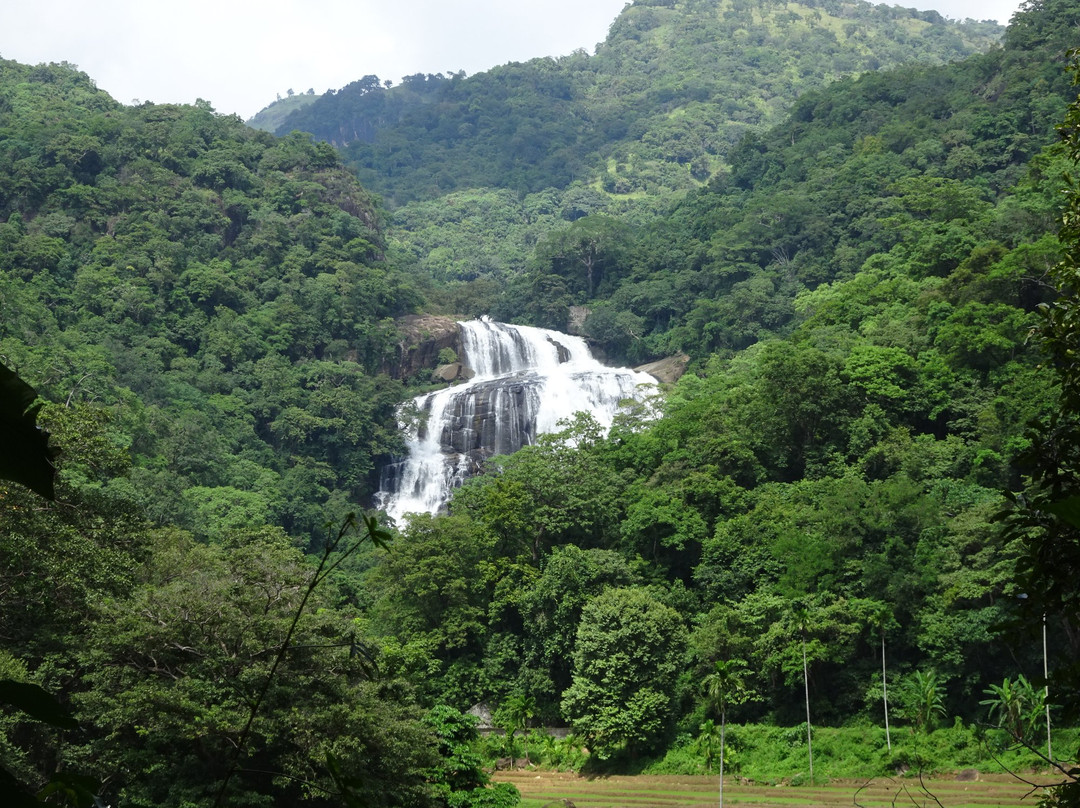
[493,770,1054,808]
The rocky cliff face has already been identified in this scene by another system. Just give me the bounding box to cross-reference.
[386,314,689,386]
[384,314,461,380]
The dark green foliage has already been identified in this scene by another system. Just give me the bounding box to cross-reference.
[0,416,453,806]
[72,528,438,808]
[0,59,476,806]
[531,215,632,300]
[359,0,1078,749]
[367,513,501,705]
[372,0,1064,367]
[1003,45,1080,731]
[0,364,55,499]
[594,14,1068,363]
[425,705,521,807]
[317,0,1015,339]
[517,546,639,720]
[1001,43,1080,807]
[561,587,688,760]
[0,681,77,729]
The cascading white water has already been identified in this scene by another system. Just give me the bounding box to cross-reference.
[377,317,656,524]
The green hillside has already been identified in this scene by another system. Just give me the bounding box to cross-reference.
[0,59,423,536]
[278,0,1002,205]
[542,0,1076,362]
[391,0,1072,359]
[0,57,526,806]
[246,89,319,133]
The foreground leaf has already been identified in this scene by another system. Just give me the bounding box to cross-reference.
[0,679,78,729]
[0,364,56,500]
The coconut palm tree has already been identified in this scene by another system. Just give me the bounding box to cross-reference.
[701,659,750,808]
[791,603,813,785]
[872,604,893,752]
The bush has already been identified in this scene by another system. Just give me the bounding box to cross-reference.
[522,732,589,771]
[544,723,1080,781]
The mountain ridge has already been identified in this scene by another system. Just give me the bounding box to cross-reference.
[272,0,1004,206]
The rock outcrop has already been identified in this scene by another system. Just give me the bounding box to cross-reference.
[635,353,689,384]
[385,314,461,380]
[568,305,589,335]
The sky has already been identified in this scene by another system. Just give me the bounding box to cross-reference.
[0,0,1024,122]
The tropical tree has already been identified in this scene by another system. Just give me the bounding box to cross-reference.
[497,693,536,766]
[791,603,814,784]
[872,603,895,752]
[76,526,438,808]
[425,705,521,808]
[696,719,723,774]
[991,45,1080,807]
[561,587,687,760]
[515,545,637,721]
[1007,48,1080,696]
[701,659,751,808]
[899,670,948,733]
[980,674,1044,742]
[532,215,631,299]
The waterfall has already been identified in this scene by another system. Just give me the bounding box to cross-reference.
[377,317,656,524]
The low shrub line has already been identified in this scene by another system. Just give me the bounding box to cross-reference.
[483,721,1079,783]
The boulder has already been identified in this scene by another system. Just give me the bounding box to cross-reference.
[467,702,495,730]
[635,353,690,384]
[433,363,463,382]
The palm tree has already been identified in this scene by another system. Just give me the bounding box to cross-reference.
[696,719,723,774]
[872,604,893,752]
[792,604,813,785]
[701,659,750,808]
[500,693,536,767]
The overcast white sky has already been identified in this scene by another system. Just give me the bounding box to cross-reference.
[0,0,1024,121]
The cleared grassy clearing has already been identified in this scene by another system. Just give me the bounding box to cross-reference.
[494,770,1051,808]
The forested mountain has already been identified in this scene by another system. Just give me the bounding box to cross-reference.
[521,0,1078,361]
[278,0,1002,204]
[0,58,425,538]
[0,58,494,806]
[3,0,1080,803]
[343,0,1079,764]
[390,0,1074,360]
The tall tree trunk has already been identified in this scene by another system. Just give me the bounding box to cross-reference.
[802,635,813,784]
[1043,612,1052,761]
[882,631,891,752]
[719,706,726,808]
